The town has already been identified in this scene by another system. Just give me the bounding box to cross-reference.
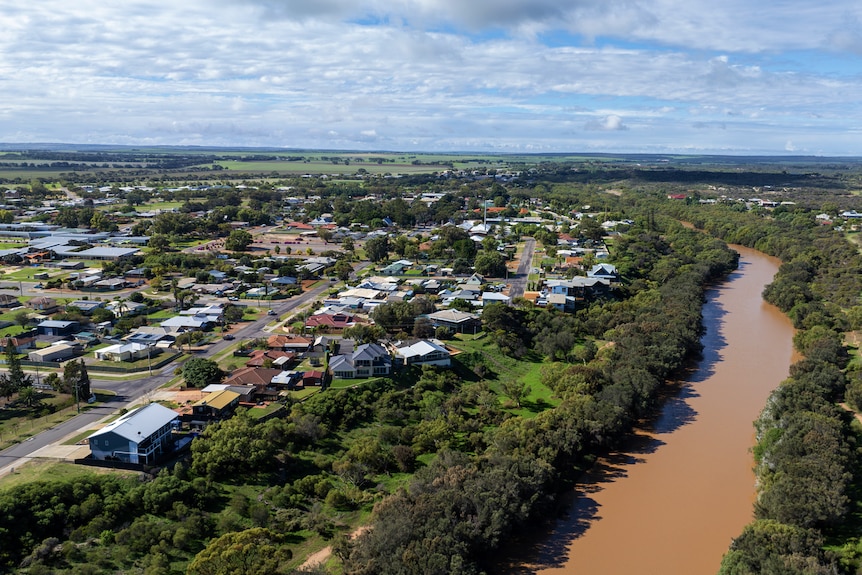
[0,152,860,575]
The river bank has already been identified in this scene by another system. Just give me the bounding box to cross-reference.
[512,246,795,574]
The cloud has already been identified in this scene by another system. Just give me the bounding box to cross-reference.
[585,115,628,131]
[0,1,861,154]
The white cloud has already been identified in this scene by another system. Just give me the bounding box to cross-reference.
[0,1,861,153]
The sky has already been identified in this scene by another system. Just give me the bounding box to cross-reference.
[2,1,862,155]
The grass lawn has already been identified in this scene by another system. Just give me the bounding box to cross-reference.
[246,403,285,420]
[0,242,26,250]
[141,200,185,211]
[0,460,137,490]
[328,377,385,390]
[0,267,54,281]
[0,390,117,450]
[448,333,557,416]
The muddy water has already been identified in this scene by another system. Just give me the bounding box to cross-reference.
[518,246,795,575]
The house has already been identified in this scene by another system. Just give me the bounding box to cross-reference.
[93,278,127,291]
[547,293,576,313]
[270,370,303,389]
[302,370,325,387]
[588,263,620,282]
[380,260,412,275]
[126,326,177,347]
[201,384,257,403]
[222,367,284,400]
[480,292,511,306]
[67,300,104,315]
[190,389,240,423]
[28,341,83,362]
[268,334,312,352]
[463,273,485,287]
[94,342,158,362]
[87,403,178,464]
[426,309,481,334]
[305,313,355,331]
[37,320,79,337]
[124,267,148,279]
[330,342,392,379]
[0,294,19,308]
[0,334,36,353]
[394,339,451,367]
[106,300,147,317]
[160,315,212,330]
[244,349,296,368]
[26,296,59,313]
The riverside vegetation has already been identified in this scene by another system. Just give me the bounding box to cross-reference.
[0,154,861,574]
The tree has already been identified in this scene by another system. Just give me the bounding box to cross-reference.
[223,305,244,324]
[186,528,292,575]
[148,234,171,252]
[501,379,530,408]
[2,341,31,393]
[364,236,390,262]
[181,357,225,388]
[17,386,39,408]
[62,358,91,401]
[13,310,30,327]
[474,251,507,277]
[225,229,253,252]
[334,259,353,281]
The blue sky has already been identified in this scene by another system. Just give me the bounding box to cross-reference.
[2,0,862,155]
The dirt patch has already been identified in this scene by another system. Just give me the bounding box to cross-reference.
[300,526,369,570]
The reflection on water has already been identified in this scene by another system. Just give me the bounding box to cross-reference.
[513,247,794,575]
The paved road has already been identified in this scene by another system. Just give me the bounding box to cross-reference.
[507,237,536,300]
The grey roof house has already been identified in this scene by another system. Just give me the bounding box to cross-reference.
[87,403,178,464]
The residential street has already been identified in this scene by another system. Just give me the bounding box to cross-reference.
[0,276,338,476]
[507,237,536,300]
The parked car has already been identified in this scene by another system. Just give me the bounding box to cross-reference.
[33,283,43,289]
[227,296,239,301]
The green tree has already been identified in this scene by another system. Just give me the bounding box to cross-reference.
[62,358,91,400]
[474,251,507,277]
[186,528,292,575]
[225,229,253,252]
[501,379,530,408]
[181,357,224,388]
[13,310,29,327]
[2,341,31,393]
[364,236,390,262]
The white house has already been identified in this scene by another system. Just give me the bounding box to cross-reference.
[95,342,157,362]
[394,339,451,367]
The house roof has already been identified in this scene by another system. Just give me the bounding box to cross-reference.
[223,367,284,387]
[88,403,177,443]
[395,339,449,359]
[353,342,389,361]
[99,342,151,355]
[193,389,240,410]
[426,309,480,324]
[329,355,354,372]
[38,320,77,328]
[74,247,140,258]
[245,349,296,367]
[27,296,58,308]
[160,316,210,328]
[268,334,312,348]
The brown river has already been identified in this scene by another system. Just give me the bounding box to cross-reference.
[513,246,795,575]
